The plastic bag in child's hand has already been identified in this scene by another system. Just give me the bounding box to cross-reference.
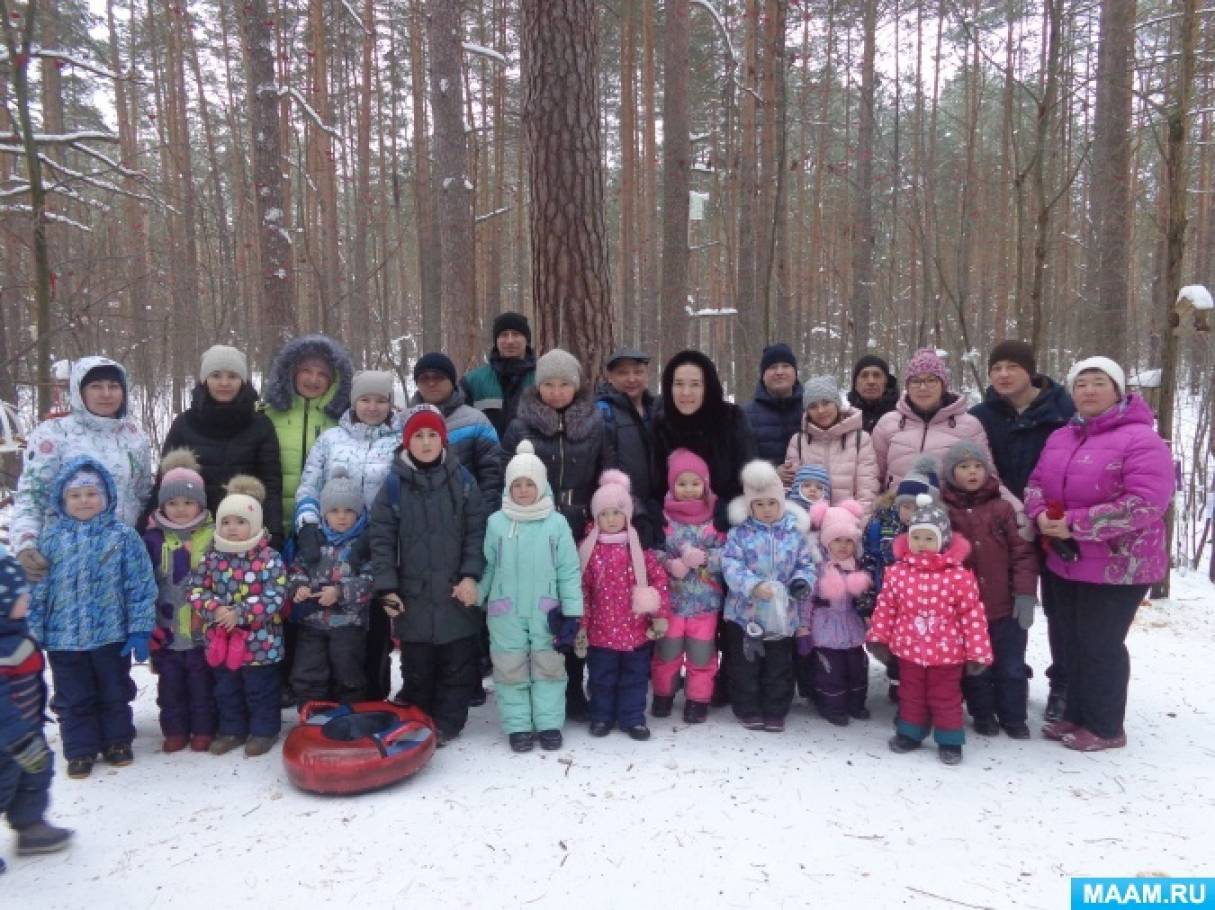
[965,661,988,676]
[743,621,766,662]
[753,583,792,638]
[295,523,324,567]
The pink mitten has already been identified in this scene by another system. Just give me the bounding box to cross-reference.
[679,544,707,568]
[845,571,872,597]
[665,557,690,580]
[631,585,661,615]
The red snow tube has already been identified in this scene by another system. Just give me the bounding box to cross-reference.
[283,701,437,795]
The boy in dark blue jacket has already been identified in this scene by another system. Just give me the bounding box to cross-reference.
[0,553,73,872]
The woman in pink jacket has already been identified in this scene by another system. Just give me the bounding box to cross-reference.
[785,375,879,512]
[870,349,997,492]
[1024,357,1173,753]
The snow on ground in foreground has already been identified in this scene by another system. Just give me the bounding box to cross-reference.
[6,571,1214,910]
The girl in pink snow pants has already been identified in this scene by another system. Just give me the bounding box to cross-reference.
[650,450,726,725]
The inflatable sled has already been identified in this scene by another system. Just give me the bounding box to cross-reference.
[283,701,436,795]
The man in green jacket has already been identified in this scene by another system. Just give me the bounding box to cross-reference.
[460,312,537,439]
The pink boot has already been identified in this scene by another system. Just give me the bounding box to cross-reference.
[225,628,251,671]
[204,628,228,669]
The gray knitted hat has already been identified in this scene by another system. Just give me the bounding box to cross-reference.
[320,468,364,516]
[909,493,952,548]
[351,370,395,403]
[535,348,582,386]
[199,345,248,382]
[803,374,841,408]
[943,440,991,485]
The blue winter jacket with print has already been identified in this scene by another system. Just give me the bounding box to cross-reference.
[722,500,817,633]
[27,456,157,651]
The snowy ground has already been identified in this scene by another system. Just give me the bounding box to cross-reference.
[6,569,1214,909]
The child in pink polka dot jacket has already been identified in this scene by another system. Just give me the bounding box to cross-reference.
[866,494,992,766]
[187,476,288,759]
[579,471,670,741]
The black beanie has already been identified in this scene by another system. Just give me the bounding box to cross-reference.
[759,342,798,375]
[987,340,1037,376]
[413,352,458,386]
[492,311,532,345]
[851,354,892,386]
[81,364,125,389]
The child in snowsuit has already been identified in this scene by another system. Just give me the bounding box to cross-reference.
[651,449,726,725]
[0,555,73,870]
[480,441,583,753]
[368,404,486,747]
[188,476,288,758]
[27,457,156,779]
[143,450,216,753]
[867,494,993,765]
[799,500,872,725]
[580,470,669,741]
[288,469,373,708]
[941,441,1038,739]
[722,460,818,733]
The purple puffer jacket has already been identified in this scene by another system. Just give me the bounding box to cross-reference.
[1023,394,1173,586]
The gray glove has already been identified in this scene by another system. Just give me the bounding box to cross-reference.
[742,621,765,663]
[10,733,50,775]
[1013,594,1037,631]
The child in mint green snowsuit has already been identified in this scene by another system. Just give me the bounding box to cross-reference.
[479,441,583,752]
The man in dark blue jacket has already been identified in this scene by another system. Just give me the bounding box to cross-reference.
[742,343,803,487]
[970,339,1075,722]
[596,347,661,547]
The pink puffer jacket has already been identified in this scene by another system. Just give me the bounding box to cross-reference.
[784,409,880,512]
[871,393,996,490]
[1023,394,1173,586]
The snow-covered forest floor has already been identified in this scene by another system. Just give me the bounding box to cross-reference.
[5,568,1213,909]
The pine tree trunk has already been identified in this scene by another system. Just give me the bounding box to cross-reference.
[410,0,441,355]
[850,0,877,358]
[660,0,690,362]
[521,0,614,379]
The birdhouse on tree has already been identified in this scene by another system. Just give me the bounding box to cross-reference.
[1175,285,1212,334]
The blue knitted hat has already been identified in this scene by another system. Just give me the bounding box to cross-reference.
[789,464,831,506]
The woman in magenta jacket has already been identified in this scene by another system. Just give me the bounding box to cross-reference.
[1023,356,1173,753]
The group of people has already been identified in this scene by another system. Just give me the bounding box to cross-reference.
[0,313,1175,869]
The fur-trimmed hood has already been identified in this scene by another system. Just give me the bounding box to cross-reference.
[513,385,601,442]
[69,355,129,422]
[891,531,972,568]
[727,496,811,532]
[263,334,353,420]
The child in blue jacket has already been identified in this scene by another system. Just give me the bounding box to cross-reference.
[27,457,156,779]
[0,554,73,871]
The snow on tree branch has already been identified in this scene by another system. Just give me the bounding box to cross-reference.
[276,86,340,139]
[691,0,736,64]
[0,46,123,82]
[463,42,508,66]
[475,206,512,224]
[0,204,92,231]
[1178,285,1213,311]
[0,130,119,146]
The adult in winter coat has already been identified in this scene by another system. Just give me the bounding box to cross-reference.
[848,355,900,434]
[969,340,1075,500]
[742,343,804,484]
[967,339,1075,720]
[596,347,661,548]
[411,352,504,511]
[870,348,998,492]
[650,349,757,534]
[460,311,537,439]
[150,345,283,547]
[501,349,615,721]
[1024,357,1173,752]
[262,334,354,539]
[785,374,880,512]
[11,357,153,582]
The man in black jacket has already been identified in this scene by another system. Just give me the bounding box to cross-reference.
[847,354,900,434]
[970,339,1076,722]
[596,347,660,547]
[742,343,803,486]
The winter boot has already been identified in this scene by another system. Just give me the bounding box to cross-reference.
[1044,689,1066,723]
[650,695,674,718]
[105,743,134,766]
[972,716,1000,737]
[537,729,563,751]
[189,734,213,752]
[435,729,458,748]
[762,717,786,733]
[225,628,251,671]
[888,733,922,754]
[625,724,651,741]
[469,680,488,708]
[736,715,765,731]
[1061,728,1127,752]
[66,757,94,779]
[938,745,963,766]
[1041,719,1080,742]
[162,736,188,754]
[588,721,612,738]
[15,821,74,856]
[244,735,278,757]
[821,712,850,727]
[850,707,872,720]
[683,700,709,724]
[208,734,247,755]
[204,627,228,668]
[1001,721,1031,740]
[509,732,535,753]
